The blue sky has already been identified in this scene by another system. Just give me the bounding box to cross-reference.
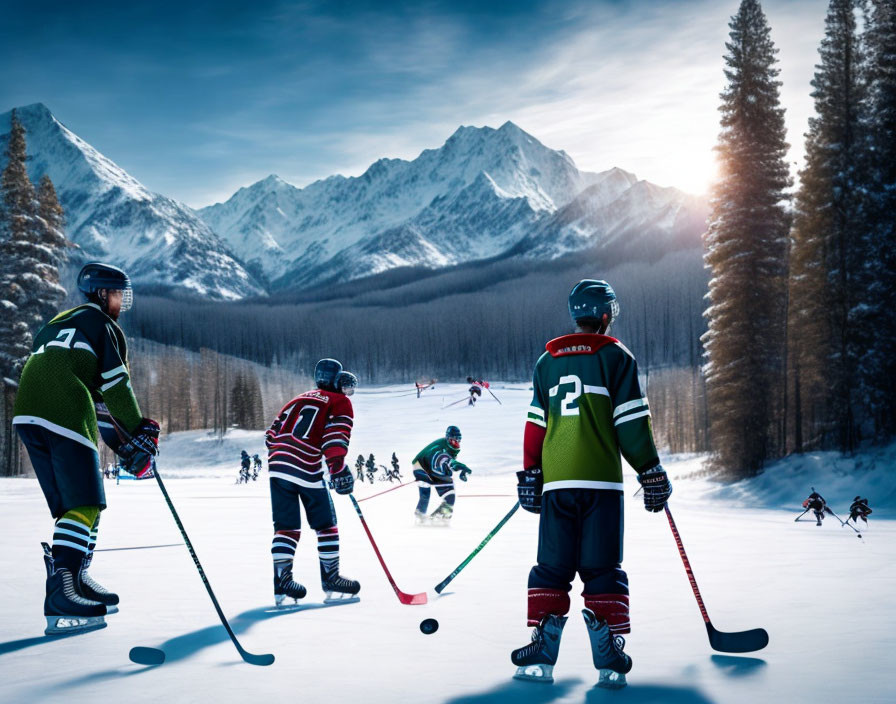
[1,0,826,206]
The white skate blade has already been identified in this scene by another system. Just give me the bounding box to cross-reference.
[513,664,554,684]
[105,605,119,615]
[597,669,627,689]
[323,594,360,605]
[45,615,106,636]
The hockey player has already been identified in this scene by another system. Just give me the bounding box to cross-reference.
[265,360,360,606]
[355,454,366,483]
[411,426,471,524]
[847,496,872,526]
[802,488,828,526]
[13,262,159,635]
[366,453,377,483]
[391,452,402,481]
[512,279,671,689]
[240,450,251,484]
[252,453,262,480]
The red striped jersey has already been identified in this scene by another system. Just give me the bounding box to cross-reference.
[266,389,353,488]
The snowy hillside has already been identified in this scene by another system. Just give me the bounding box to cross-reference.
[200,123,708,289]
[1,384,893,703]
[0,104,263,300]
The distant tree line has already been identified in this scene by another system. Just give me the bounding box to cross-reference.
[0,109,67,476]
[703,0,895,480]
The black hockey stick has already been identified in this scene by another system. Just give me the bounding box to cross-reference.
[664,504,768,653]
[485,387,503,405]
[130,462,274,666]
[794,508,810,522]
[434,502,519,593]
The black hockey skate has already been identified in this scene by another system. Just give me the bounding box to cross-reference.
[43,549,107,635]
[273,563,307,608]
[582,608,632,689]
[511,614,567,684]
[321,563,360,605]
[42,542,119,613]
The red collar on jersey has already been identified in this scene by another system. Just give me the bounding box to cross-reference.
[546,333,618,357]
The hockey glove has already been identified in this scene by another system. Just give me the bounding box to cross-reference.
[327,457,354,495]
[122,452,154,478]
[451,460,471,481]
[118,418,160,460]
[516,467,543,514]
[637,465,672,512]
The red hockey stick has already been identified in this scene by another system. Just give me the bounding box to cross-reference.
[349,494,427,605]
[357,479,416,503]
[664,504,768,653]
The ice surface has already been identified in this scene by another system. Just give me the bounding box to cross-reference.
[1,383,893,703]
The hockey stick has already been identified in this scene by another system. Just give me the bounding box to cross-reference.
[348,494,427,605]
[794,508,810,522]
[434,502,519,594]
[357,479,416,503]
[664,504,768,653]
[443,396,470,409]
[130,464,274,666]
[486,388,503,405]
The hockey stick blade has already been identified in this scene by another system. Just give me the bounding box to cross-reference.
[398,590,428,605]
[129,647,165,666]
[706,623,769,653]
[237,648,276,666]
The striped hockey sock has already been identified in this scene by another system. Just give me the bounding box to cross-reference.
[271,530,301,568]
[52,517,92,573]
[316,526,340,577]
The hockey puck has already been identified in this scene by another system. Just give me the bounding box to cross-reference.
[420,618,439,635]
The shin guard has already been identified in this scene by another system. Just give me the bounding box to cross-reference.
[583,593,630,634]
[527,588,571,627]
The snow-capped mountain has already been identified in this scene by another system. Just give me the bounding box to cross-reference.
[200,122,707,289]
[0,104,263,300]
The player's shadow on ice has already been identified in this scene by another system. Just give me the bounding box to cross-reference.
[444,678,583,704]
[0,631,85,655]
[445,679,717,704]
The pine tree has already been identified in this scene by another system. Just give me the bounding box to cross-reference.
[0,112,68,379]
[702,0,792,478]
[0,110,39,379]
[864,0,896,438]
[789,0,870,452]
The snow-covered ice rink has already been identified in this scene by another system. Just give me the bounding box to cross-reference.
[1,384,894,703]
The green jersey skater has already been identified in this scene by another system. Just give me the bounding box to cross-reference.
[412,426,471,525]
[511,280,672,688]
[13,262,160,635]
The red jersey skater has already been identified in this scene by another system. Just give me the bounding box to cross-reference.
[265,358,360,606]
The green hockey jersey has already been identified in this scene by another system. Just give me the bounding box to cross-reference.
[523,333,658,492]
[13,303,143,449]
[413,437,460,479]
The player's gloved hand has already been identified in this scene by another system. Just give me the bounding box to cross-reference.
[459,469,470,482]
[122,452,153,477]
[516,467,543,514]
[637,465,672,512]
[119,418,160,460]
[328,457,354,495]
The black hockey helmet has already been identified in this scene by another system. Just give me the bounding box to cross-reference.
[446,425,462,448]
[568,279,619,329]
[315,358,343,391]
[241,450,248,457]
[77,262,133,313]
[337,371,358,396]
